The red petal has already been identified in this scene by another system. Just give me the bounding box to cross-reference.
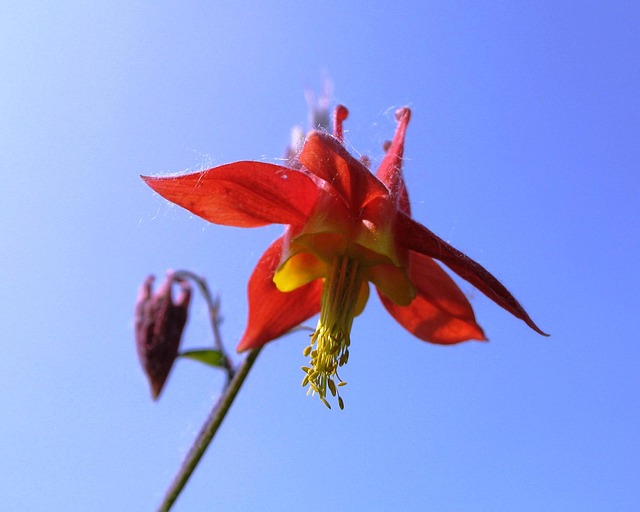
[376,107,412,215]
[142,162,319,228]
[299,132,388,212]
[379,251,486,344]
[396,213,548,336]
[236,236,322,351]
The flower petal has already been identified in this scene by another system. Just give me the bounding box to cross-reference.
[396,213,549,336]
[379,251,486,344]
[237,236,322,352]
[299,131,388,212]
[273,250,326,292]
[375,107,412,215]
[142,162,319,228]
[365,262,416,306]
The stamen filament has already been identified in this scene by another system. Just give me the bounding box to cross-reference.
[301,254,362,409]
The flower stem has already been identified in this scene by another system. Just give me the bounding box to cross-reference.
[173,270,235,382]
[156,347,262,512]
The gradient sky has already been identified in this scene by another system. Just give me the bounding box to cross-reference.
[1,1,639,511]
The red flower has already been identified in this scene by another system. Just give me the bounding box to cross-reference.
[143,106,546,408]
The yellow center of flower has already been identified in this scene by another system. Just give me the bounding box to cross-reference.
[301,254,369,410]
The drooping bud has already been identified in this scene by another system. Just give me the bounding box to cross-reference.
[135,272,191,399]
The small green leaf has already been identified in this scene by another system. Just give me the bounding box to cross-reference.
[179,349,226,368]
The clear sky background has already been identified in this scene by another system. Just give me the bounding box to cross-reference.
[1,1,638,511]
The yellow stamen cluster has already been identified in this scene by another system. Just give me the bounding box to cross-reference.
[302,255,362,410]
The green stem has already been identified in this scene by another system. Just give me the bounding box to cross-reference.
[156,347,262,512]
[174,270,235,382]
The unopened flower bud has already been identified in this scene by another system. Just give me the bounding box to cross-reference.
[135,272,191,399]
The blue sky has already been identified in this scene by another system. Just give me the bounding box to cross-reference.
[1,1,638,510]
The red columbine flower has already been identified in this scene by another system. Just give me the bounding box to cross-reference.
[142,106,546,409]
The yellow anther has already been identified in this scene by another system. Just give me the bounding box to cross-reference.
[328,379,337,397]
[301,254,363,410]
